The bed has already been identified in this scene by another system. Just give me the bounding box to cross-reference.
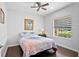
[19,32,57,57]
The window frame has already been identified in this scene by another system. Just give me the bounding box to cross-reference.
[53,16,72,39]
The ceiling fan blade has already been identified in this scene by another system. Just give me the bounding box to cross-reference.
[37,7,40,11]
[42,8,47,10]
[36,2,41,7]
[31,6,38,8]
[41,3,49,7]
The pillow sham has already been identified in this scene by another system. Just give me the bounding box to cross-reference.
[19,32,37,38]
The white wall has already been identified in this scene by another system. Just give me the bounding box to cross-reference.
[0,3,7,57]
[44,3,79,52]
[7,10,44,46]
[0,3,7,45]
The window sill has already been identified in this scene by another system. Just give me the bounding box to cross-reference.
[53,36,71,40]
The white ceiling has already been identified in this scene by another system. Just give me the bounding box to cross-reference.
[6,2,74,16]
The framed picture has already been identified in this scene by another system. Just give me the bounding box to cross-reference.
[0,8,5,24]
[24,19,34,30]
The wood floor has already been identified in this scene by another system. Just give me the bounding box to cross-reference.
[5,45,78,57]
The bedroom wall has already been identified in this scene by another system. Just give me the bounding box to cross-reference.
[44,3,79,52]
[0,3,7,56]
[7,10,44,46]
[0,3,7,45]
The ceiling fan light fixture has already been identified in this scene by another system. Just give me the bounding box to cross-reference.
[50,7,53,9]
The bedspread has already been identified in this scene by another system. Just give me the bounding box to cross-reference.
[20,37,57,57]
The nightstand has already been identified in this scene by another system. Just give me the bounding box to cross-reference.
[38,34,47,37]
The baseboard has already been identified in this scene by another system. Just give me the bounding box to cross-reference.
[8,44,19,48]
[2,43,19,57]
[56,43,78,53]
[2,45,8,57]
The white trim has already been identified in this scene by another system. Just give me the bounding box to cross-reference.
[56,43,78,53]
[54,36,71,40]
[57,43,79,57]
[2,45,8,57]
[8,43,19,48]
[2,43,19,57]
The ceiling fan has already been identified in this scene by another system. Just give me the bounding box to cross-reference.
[31,2,49,11]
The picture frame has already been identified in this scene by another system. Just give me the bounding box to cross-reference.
[24,19,34,30]
[0,8,5,24]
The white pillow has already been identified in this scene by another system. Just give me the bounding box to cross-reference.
[19,32,37,38]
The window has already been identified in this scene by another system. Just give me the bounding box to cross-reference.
[54,17,72,38]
